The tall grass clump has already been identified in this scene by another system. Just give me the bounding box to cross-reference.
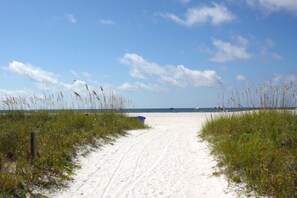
[0,85,146,197]
[200,81,297,197]
[227,81,297,109]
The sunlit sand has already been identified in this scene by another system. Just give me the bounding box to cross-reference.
[44,113,242,198]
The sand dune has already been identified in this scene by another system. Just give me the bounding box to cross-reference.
[44,113,242,198]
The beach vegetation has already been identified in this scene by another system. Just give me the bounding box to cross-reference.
[200,81,297,197]
[0,86,146,197]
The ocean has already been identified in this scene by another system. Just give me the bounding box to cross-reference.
[1,107,295,113]
[119,107,253,113]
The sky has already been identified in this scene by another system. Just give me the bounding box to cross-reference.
[0,0,297,108]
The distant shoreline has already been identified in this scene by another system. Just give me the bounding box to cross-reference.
[0,107,296,113]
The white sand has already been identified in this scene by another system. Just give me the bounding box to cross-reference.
[44,113,242,198]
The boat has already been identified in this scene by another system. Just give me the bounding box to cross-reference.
[169,107,177,112]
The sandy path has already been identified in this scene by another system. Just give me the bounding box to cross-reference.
[45,113,239,198]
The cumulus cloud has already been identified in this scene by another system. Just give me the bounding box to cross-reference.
[260,38,283,61]
[170,65,224,87]
[210,37,251,62]
[61,80,106,97]
[0,88,35,97]
[177,0,190,4]
[161,3,235,26]
[261,49,283,61]
[272,74,297,84]
[119,53,165,79]
[7,61,102,95]
[71,70,92,79]
[236,35,249,47]
[3,61,119,110]
[120,53,223,88]
[7,61,112,95]
[235,75,247,81]
[8,61,59,84]
[264,38,274,47]
[119,82,165,92]
[246,0,297,15]
[65,13,77,23]
[0,88,37,109]
[100,19,115,25]
[62,79,87,91]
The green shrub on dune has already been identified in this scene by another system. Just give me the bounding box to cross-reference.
[201,81,297,197]
[0,85,146,196]
[0,111,146,197]
[201,110,297,197]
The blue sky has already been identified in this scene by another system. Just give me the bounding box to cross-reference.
[0,0,297,108]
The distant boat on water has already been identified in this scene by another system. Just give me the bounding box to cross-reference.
[214,106,227,112]
[195,107,200,112]
[169,107,177,112]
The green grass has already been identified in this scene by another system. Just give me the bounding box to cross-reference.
[0,110,146,197]
[200,110,297,197]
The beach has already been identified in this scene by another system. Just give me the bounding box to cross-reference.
[43,112,241,198]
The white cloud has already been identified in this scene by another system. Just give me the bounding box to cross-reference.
[62,79,87,91]
[271,53,283,61]
[272,74,297,84]
[81,72,91,78]
[210,37,251,62]
[264,38,274,47]
[3,61,119,109]
[246,0,297,15]
[119,82,165,92]
[60,80,114,100]
[0,88,35,97]
[8,61,59,84]
[261,49,283,61]
[100,19,115,25]
[65,13,77,23]
[61,80,99,98]
[120,53,223,88]
[169,65,224,87]
[161,3,235,26]
[119,53,165,79]
[235,75,246,81]
[0,88,37,109]
[236,35,249,47]
[71,70,92,79]
[260,38,283,61]
[177,0,190,4]
[118,82,135,91]
[7,61,110,95]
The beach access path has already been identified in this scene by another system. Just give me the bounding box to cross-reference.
[44,113,241,198]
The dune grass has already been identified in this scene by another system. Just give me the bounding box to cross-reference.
[0,110,146,197]
[201,110,296,197]
[201,81,297,197]
[0,84,146,197]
